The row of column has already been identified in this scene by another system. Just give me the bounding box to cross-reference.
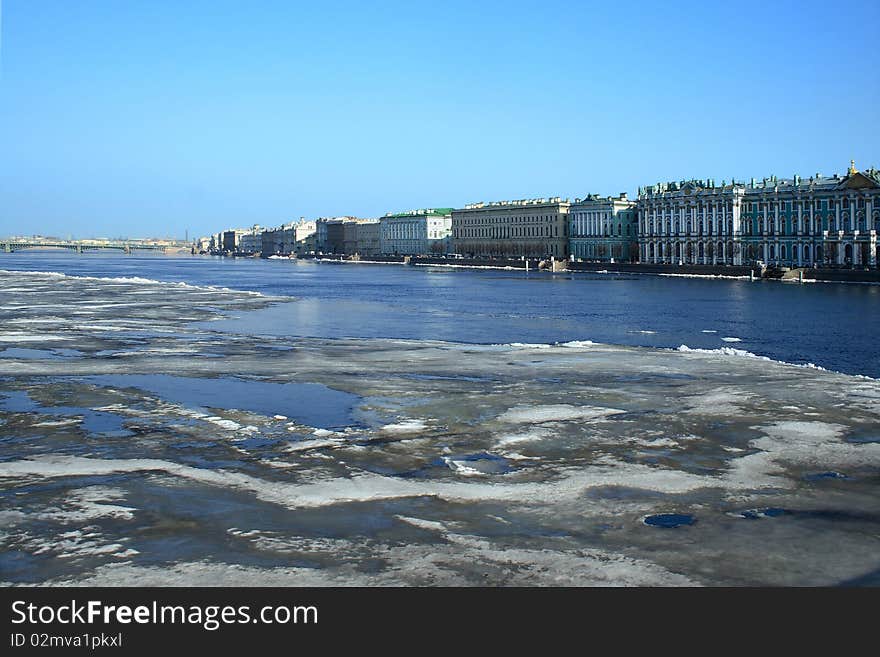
[571,211,611,237]
[641,238,878,267]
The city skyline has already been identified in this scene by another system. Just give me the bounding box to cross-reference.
[1,0,879,238]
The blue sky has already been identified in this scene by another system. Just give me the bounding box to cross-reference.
[1,0,878,239]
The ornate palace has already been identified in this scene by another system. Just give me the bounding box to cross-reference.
[637,162,880,268]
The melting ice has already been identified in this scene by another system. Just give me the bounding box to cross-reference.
[1,269,879,586]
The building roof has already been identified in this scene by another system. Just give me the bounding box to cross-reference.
[457,197,570,211]
[639,164,880,198]
[571,193,634,206]
[383,208,453,218]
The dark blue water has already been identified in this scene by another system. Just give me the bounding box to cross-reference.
[0,389,131,436]
[82,374,359,429]
[644,514,696,528]
[2,253,879,377]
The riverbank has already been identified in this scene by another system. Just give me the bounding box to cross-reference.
[280,254,880,284]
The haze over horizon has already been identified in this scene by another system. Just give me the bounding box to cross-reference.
[1,0,878,239]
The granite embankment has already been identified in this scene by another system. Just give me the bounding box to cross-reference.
[258,253,880,283]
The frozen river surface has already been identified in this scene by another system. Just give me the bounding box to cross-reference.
[1,260,879,585]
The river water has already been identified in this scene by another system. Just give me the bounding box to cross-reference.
[1,254,878,585]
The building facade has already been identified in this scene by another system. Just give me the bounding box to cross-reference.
[221,228,250,253]
[638,163,880,268]
[379,209,452,255]
[316,218,354,254]
[293,220,316,255]
[260,226,285,256]
[238,226,264,254]
[354,220,380,256]
[738,165,879,268]
[257,220,317,256]
[569,193,637,262]
[426,213,453,254]
[342,221,360,255]
[451,198,570,258]
[315,219,329,253]
[637,179,744,265]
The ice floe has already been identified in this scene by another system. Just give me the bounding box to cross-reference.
[497,404,625,424]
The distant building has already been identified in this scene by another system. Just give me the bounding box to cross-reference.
[295,232,317,255]
[326,219,347,254]
[451,198,570,259]
[343,221,360,255]
[569,193,637,262]
[637,162,880,267]
[238,226,264,254]
[354,220,380,256]
[259,220,317,256]
[315,217,355,254]
[222,228,250,253]
[426,213,453,254]
[339,219,381,255]
[379,209,452,255]
[315,220,328,252]
[261,227,284,256]
[294,220,316,254]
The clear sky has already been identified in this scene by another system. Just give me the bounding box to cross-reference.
[1,0,878,239]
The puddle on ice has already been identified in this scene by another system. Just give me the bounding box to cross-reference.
[441,452,513,476]
[803,471,849,481]
[845,431,880,445]
[735,508,787,520]
[81,374,359,430]
[0,348,82,360]
[0,389,132,437]
[643,514,696,528]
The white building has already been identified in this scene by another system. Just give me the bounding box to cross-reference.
[380,209,452,255]
[294,220,316,252]
[569,194,637,262]
[238,226,264,254]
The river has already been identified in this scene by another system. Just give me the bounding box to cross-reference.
[1,253,878,585]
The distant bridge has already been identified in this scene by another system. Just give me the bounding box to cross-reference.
[1,240,169,254]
